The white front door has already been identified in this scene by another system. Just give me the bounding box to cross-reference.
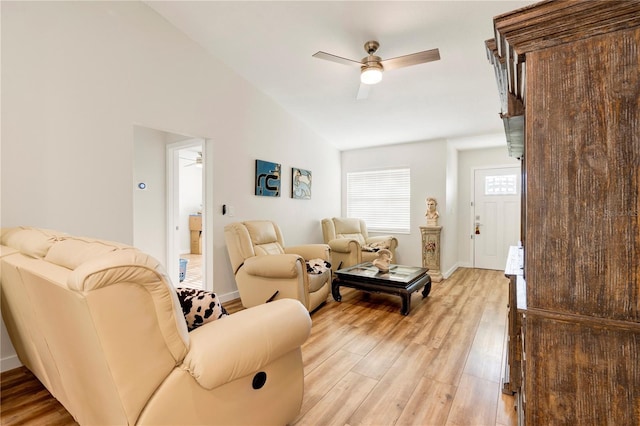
[473,167,521,270]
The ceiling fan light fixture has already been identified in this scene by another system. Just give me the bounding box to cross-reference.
[361,65,383,85]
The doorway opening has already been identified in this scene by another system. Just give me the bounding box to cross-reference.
[168,140,205,289]
[132,125,207,290]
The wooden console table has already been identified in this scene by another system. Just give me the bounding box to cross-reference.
[503,246,526,424]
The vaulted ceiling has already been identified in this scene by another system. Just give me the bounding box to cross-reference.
[146,1,536,151]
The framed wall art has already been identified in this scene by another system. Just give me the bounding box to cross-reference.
[255,159,281,197]
[291,167,311,200]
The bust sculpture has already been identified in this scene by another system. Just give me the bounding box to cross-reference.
[425,197,440,226]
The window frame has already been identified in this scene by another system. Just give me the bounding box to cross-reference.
[346,167,411,234]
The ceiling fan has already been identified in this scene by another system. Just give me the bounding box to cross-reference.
[313,40,440,100]
[180,151,202,168]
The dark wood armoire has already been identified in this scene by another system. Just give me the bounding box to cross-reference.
[487,1,640,424]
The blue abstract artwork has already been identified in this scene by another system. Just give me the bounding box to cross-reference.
[255,159,281,197]
[291,168,311,200]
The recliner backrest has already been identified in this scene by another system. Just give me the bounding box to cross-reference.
[224,221,286,274]
[330,218,368,244]
[244,221,285,256]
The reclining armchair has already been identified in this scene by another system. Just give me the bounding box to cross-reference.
[321,217,399,271]
[0,226,311,426]
[224,220,331,312]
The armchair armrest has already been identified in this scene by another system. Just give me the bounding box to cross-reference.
[365,235,398,248]
[284,244,330,261]
[182,299,311,390]
[326,238,361,253]
[243,254,303,279]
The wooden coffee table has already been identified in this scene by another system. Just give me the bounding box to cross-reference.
[332,262,432,315]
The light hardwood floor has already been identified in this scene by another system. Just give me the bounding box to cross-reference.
[0,268,516,426]
[289,267,516,426]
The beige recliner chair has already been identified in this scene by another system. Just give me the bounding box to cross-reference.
[0,226,311,426]
[321,217,399,271]
[224,220,331,312]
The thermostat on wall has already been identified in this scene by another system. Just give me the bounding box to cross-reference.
[137,182,147,190]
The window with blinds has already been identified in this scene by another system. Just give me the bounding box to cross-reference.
[346,168,410,233]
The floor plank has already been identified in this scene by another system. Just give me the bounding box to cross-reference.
[294,371,378,426]
[395,378,457,426]
[348,342,437,425]
[297,349,364,418]
[445,374,501,426]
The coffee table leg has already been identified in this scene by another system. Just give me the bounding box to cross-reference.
[401,293,410,316]
[422,281,432,298]
[422,276,432,298]
[331,280,342,302]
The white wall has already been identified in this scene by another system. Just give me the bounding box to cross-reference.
[133,126,169,264]
[341,136,517,277]
[1,1,340,371]
[133,133,205,278]
[456,145,520,266]
[444,143,459,276]
[341,139,450,271]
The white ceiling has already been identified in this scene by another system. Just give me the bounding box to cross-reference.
[146,1,535,151]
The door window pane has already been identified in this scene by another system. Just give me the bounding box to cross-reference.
[485,175,517,195]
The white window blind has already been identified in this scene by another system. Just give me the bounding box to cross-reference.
[346,168,410,233]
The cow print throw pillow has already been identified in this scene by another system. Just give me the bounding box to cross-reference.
[176,287,228,331]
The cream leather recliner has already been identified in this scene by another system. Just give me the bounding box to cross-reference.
[0,227,311,426]
[321,217,399,271]
[224,220,331,312]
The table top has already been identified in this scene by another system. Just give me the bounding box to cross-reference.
[505,245,523,277]
[335,262,428,284]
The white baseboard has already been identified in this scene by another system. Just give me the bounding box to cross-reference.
[1,354,22,373]
[443,263,462,279]
[219,290,239,304]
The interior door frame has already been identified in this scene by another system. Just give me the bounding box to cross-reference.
[470,164,521,269]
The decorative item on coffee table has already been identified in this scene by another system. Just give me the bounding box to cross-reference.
[372,248,392,272]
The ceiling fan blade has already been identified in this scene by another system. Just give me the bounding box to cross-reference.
[380,48,440,71]
[356,82,370,100]
[313,51,362,67]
